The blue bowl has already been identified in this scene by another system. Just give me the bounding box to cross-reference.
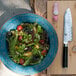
[0,13,58,75]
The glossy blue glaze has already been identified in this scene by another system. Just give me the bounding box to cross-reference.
[0,13,58,75]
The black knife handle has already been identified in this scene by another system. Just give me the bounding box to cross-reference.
[62,44,68,68]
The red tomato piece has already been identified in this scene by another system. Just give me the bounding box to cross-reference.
[41,50,47,56]
[18,36,22,41]
[17,25,23,31]
[39,40,44,44]
[19,58,25,65]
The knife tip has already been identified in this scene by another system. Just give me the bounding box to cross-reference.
[66,8,71,12]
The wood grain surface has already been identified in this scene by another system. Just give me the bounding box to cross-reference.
[30,0,48,17]
[47,1,76,75]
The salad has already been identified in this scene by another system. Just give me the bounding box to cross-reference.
[6,23,50,66]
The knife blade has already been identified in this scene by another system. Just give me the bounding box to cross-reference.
[63,8,72,68]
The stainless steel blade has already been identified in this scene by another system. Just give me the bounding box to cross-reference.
[64,8,72,45]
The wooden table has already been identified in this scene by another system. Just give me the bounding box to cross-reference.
[47,1,76,75]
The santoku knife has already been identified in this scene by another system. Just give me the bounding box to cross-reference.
[63,8,72,68]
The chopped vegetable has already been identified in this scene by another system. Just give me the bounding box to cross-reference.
[19,43,22,45]
[19,58,25,65]
[39,40,45,44]
[6,31,12,38]
[15,46,19,49]
[35,44,39,49]
[18,36,22,41]
[17,25,23,31]
[24,52,32,57]
[33,27,37,33]
[41,50,47,56]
